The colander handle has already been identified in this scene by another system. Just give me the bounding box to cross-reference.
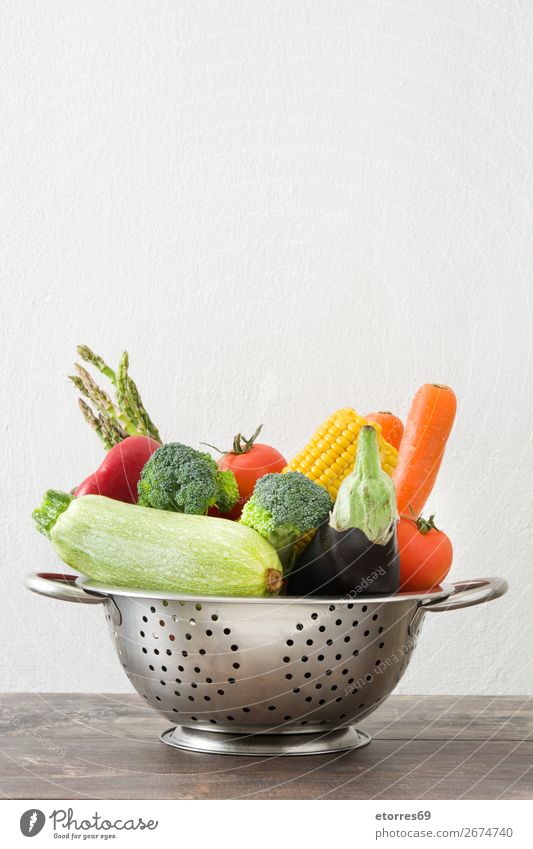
[421,577,508,612]
[24,572,109,604]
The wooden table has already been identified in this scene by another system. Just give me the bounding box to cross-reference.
[0,694,531,799]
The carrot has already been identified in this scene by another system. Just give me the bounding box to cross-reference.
[364,411,404,450]
[393,384,457,516]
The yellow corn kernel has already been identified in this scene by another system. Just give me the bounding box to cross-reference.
[284,407,398,501]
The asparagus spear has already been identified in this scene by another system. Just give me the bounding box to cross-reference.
[72,346,161,447]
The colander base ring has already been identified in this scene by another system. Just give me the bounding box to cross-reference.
[160,724,371,756]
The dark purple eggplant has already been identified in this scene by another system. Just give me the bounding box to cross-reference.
[288,425,400,598]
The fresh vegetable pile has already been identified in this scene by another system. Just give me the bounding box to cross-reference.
[33,346,456,598]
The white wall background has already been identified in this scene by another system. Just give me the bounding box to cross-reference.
[1,0,531,695]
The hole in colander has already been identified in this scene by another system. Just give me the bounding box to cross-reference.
[286,639,294,646]
[335,697,342,703]
[162,600,168,607]
[378,626,384,633]
[209,719,217,725]
[353,649,359,657]
[232,662,240,670]
[344,636,351,643]
[174,690,180,696]
[194,666,201,674]
[285,673,293,680]
[159,680,166,686]
[205,629,213,637]
[226,715,235,721]
[319,626,326,633]
[331,685,338,692]
[326,639,333,646]
[204,696,211,702]
[328,605,335,612]
[379,641,385,649]
[340,713,346,719]
[223,628,231,635]
[375,659,382,667]
[317,654,324,661]
[169,634,175,642]
[159,619,165,627]
[195,603,202,611]
[217,689,225,696]
[372,613,378,621]
[188,696,194,702]
[206,677,212,683]
[358,702,364,709]
[211,613,218,621]
[182,651,188,658]
[155,696,161,701]
[301,655,308,663]
[293,688,301,694]
[150,606,156,613]
[190,716,197,721]
[342,668,348,675]
[306,639,313,646]
[284,715,292,721]
[230,644,238,652]
[199,649,206,656]
[311,613,318,620]
[315,683,322,690]
[175,677,182,684]
[318,699,326,705]
[166,649,172,656]
[283,656,290,663]
[296,623,304,631]
[242,707,250,713]
[142,648,147,654]
[228,677,236,684]
[364,630,370,637]
[362,605,368,612]
[172,708,178,713]
[365,674,372,682]
[191,683,198,689]
[325,669,332,676]
[304,672,311,679]
[347,603,353,610]
[300,720,309,725]
[161,665,167,672]
[140,630,145,637]
[335,619,342,626]
[268,705,276,711]
[178,665,184,672]
[153,648,160,655]
[352,620,359,627]
[148,664,154,671]
[305,696,312,703]
[185,633,192,641]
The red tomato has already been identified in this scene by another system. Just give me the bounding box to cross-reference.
[207,426,286,519]
[364,411,404,450]
[397,514,453,591]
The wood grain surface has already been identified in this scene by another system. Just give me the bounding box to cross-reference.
[0,694,531,800]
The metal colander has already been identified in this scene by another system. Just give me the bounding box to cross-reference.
[25,572,507,755]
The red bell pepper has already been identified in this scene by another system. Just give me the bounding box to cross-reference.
[75,435,160,503]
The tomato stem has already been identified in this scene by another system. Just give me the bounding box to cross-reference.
[201,424,263,456]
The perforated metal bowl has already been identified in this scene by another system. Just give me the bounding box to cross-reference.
[25,572,507,755]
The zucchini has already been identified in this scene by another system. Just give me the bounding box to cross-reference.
[33,491,283,596]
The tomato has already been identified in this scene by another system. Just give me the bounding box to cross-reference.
[207,426,286,519]
[364,411,404,450]
[397,514,453,591]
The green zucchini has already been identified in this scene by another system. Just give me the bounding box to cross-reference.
[33,491,283,596]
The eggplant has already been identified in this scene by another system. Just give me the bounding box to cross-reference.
[288,425,400,597]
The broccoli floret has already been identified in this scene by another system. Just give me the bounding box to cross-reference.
[240,472,333,563]
[137,443,238,515]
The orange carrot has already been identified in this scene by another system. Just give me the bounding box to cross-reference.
[393,384,457,516]
[364,411,404,450]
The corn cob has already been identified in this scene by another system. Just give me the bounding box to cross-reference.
[284,408,398,501]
